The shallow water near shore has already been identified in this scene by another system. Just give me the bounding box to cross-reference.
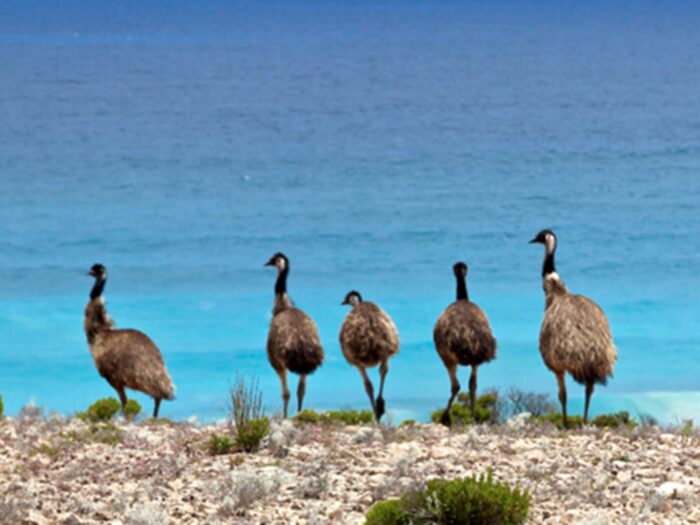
[1,1,699,423]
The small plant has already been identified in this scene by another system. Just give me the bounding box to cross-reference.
[78,397,121,423]
[236,417,270,452]
[532,412,584,429]
[295,409,322,424]
[366,471,530,525]
[208,432,235,456]
[324,409,375,425]
[680,419,694,439]
[431,392,497,426]
[502,388,557,419]
[591,411,636,429]
[123,399,142,421]
[293,408,375,425]
[229,376,269,452]
[0,394,4,419]
[400,419,417,428]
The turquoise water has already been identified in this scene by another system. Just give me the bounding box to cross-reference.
[1,2,699,423]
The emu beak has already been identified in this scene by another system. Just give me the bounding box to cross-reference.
[341,299,349,305]
[528,237,538,244]
[264,259,275,267]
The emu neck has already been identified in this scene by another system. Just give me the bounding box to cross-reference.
[455,274,469,301]
[84,297,115,345]
[272,293,293,316]
[542,250,556,278]
[90,278,106,300]
[274,267,288,296]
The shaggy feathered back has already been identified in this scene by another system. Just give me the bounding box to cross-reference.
[267,307,324,375]
[84,297,174,401]
[540,280,617,385]
[91,329,175,400]
[433,301,497,367]
[339,302,399,368]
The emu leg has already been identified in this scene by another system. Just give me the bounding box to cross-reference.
[584,382,595,424]
[556,372,568,429]
[153,398,162,419]
[277,369,291,418]
[469,366,478,420]
[297,374,307,414]
[115,386,128,414]
[440,363,460,426]
[375,360,389,422]
[358,367,377,417]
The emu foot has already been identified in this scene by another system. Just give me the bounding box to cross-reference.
[375,397,386,422]
[439,409,452,427]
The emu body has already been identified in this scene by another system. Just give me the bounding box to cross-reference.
[84,265,174,418]
[265,253,324,417]
[433,262,496,425]
[339,291,399,421]
[531,230,617,426]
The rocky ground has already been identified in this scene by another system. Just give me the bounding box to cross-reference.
[1,410,699,525]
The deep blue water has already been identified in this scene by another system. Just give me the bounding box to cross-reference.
[1,1,699,423]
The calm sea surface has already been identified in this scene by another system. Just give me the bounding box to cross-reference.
[1,1,699,422]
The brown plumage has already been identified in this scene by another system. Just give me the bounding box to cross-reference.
[84,264,174,418]
[530,229,617,426]
[265,253,324,417]
[339,291,399,421]
[433,262,496,425]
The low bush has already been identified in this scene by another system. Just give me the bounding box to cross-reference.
[293,408,374,425]
[591,411,636,429]
[532,411,637,430]
[78,397,121,423]
[366,471,530,525]
[236,417,270,452]
[228,376,269,453]
[208,433,235,456]
[0,395,4,419]
[123,399,142,421]
[431,392,497,426]
[531,412,584,429]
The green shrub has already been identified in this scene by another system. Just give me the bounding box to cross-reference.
[431,392,497,426]
[123,399,142,421]
[295,409,322,424]
[228,376,269,453]
[366,471,530,525]
[533,411,637,430]
[293,408,375,425]
[236,417,270,452]
[208,433,235,456]
[532,412,584,429]
[324,409,375,425]
[78,398,121,423]
[365,499,408,525]
[0,395,4,419]
[399,419,417,428]
[591,411,636,429]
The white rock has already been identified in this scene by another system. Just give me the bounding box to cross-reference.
[506,412,532,430]
[655,481,692,500]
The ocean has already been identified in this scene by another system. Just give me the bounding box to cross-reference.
[1,1,699,423]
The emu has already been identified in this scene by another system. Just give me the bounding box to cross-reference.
[265,253,324,418]
[530,229,617,427]
[339,290,399,421]
[433,262,496,426]
[84,264,174,418]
